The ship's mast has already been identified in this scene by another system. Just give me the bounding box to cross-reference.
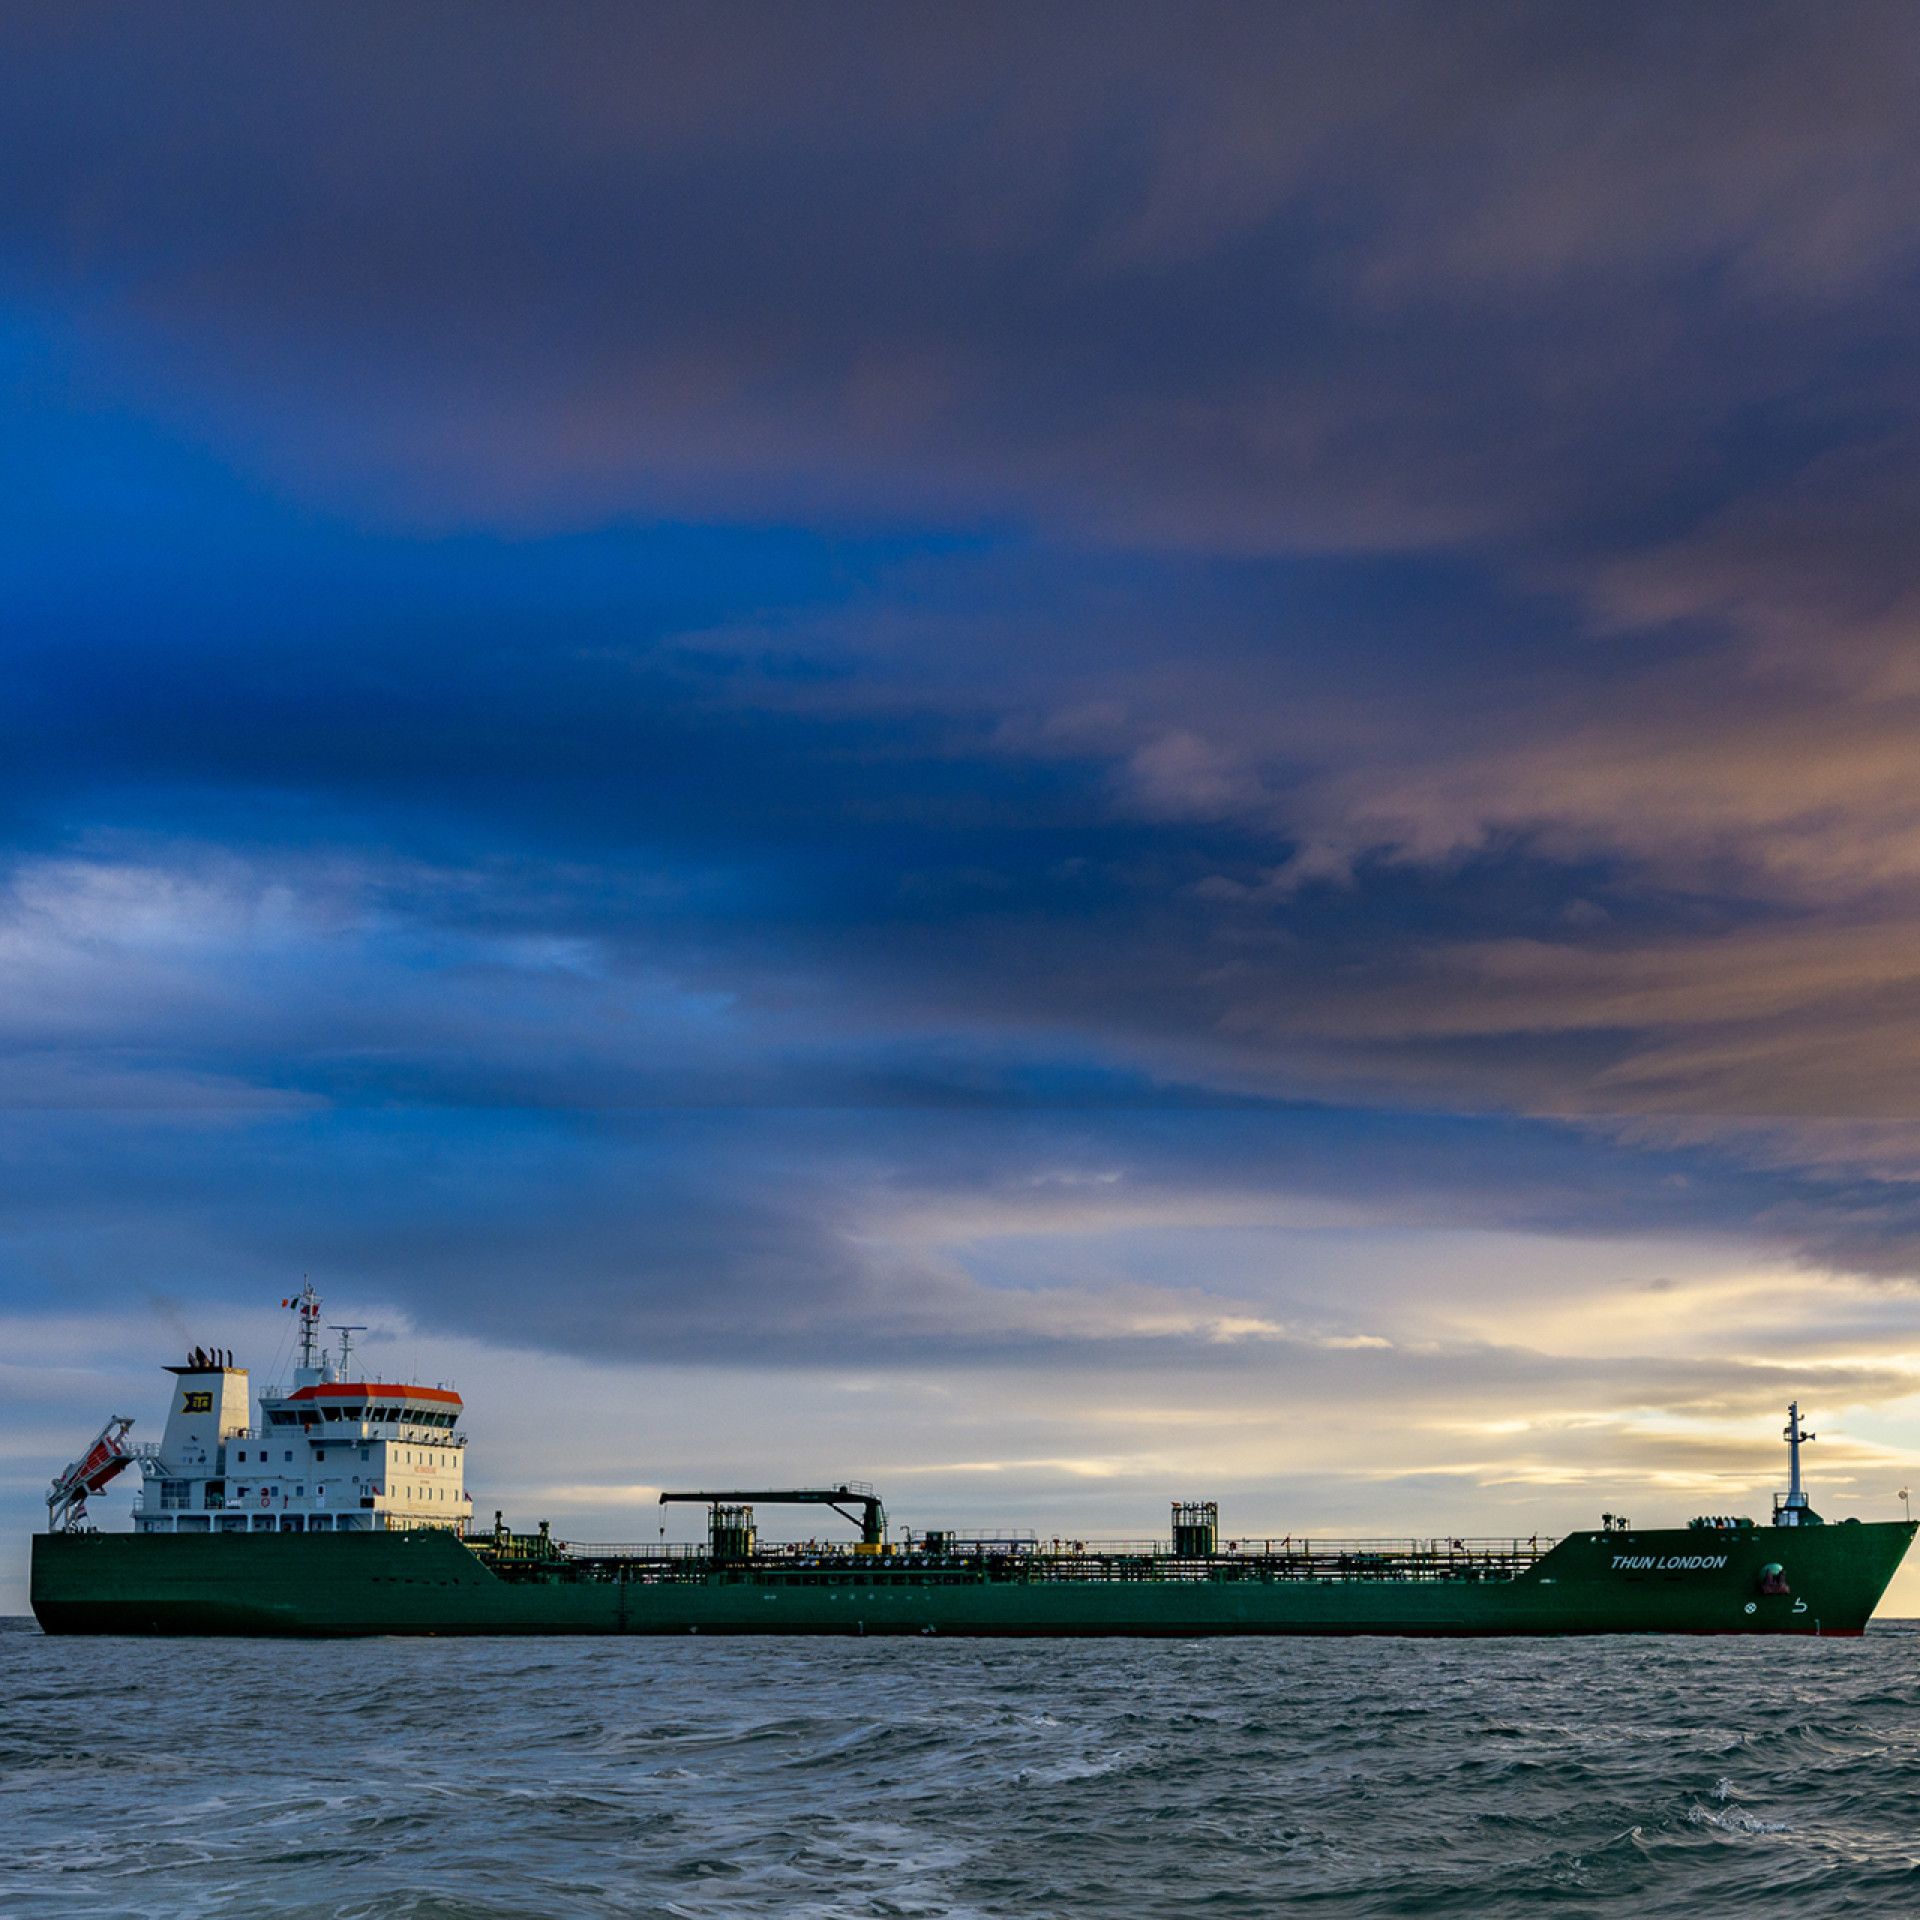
[1780,1400,1816,1526]
[290,1282,324,1386]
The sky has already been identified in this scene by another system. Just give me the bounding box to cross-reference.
[7,4,1920,1613]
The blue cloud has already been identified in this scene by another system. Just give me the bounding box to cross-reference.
[5,5,1920,1400]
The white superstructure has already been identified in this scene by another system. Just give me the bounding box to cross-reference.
[130,1289,473,1537]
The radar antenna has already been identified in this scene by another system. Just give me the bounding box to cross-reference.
[329,1325,368,1375]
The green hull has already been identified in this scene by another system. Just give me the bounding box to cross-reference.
[31,1520,1915,1638]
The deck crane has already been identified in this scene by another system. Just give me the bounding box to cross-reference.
[659,1483,887,1552]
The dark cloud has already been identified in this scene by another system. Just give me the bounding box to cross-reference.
[5,2,1920,1411]
[8,4,1920,546]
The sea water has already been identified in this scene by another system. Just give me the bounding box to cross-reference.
[4,1617,1917,1917]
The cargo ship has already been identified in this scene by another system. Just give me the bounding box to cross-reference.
[30,1291,1916,1637]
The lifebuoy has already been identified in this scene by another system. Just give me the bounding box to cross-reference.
[259,1488,271,1508]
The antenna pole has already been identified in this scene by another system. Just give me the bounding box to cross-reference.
[329,1324,368,1376]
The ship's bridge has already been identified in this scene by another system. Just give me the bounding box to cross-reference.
[267,1381,464,1437]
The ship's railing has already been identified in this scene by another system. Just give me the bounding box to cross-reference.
[906,1535,1554,1558]
[1220,1536,1552,1558]
[512,1533,1558,1587]
[1013,1544,1548,1584]
[238,1419,469,1446]
[541,1534,1554,1560]
[263,1416,468,1431]
[556,1541,708,1560]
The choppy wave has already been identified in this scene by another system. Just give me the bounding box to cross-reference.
[3,1619,1917,1917]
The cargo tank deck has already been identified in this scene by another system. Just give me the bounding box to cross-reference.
[510,1534,1554,1589]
